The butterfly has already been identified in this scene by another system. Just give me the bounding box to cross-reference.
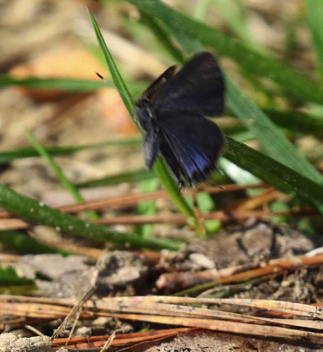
[135,52,225,189]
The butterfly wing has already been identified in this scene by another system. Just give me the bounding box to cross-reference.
[159,133,186,187]
[154,52,225,117]
[157,111,224,184]
[137,66,176,105]
[143,124,160,170]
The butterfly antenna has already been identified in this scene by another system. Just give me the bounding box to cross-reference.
[96,72,135,103]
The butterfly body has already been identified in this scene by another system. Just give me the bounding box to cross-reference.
[135,52,225,188]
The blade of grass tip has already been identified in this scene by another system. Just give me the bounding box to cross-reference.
[0,75,147,96]
[0,137,142,164]
[88,10,203,235]
[0,184,181,251]
[25,130,99,221]
[88,10,134,116]
[0,76,106,91]
[124,0,323,105]
[307,0,323,79]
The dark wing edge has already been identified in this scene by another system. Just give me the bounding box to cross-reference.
[136,65,176,105]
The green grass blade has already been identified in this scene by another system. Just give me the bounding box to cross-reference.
[26,131,99,220]
[0,230,72,256]
[89,10,203,235]
[307,0,323,78]
[262,108,323,138]
[0,138,142,164]
[0,184,181,251]
[226,107,323,139]
[224,136,323,205]
[0,75,146,96]
[77,168,157,188]
[0,267,34,286]
[0,76,106,91]
[89,10,135,116]
[124,0,323,105]
[218,158,261,197]
[226,77,323,183]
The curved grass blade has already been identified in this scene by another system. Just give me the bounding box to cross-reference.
[226,108,323,139]
[89,11,134,118]
[88,10,203,234]
[26,130,98,220]
[226,77,323,184]
[0,184,181,251]
[124,0,323,105]
[224,136,323,205]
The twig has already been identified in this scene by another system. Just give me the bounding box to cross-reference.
[100,331,116,352]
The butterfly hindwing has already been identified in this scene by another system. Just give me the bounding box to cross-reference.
[159,133,185,187]
[157,111,224,184]
[154,52,225,117]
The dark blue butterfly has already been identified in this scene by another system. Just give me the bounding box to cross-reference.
[135,52,225,188]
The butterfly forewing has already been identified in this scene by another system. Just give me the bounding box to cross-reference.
[140,65,176,104]
[153,52,224,116]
